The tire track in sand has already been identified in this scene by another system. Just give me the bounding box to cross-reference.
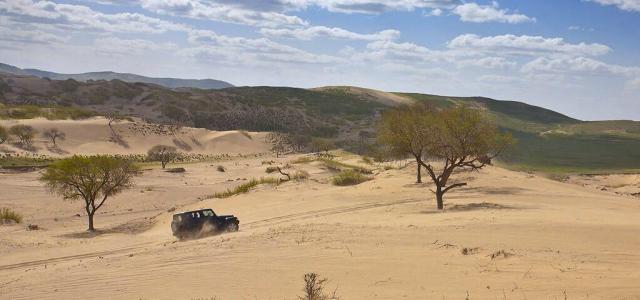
[0,198,420,271]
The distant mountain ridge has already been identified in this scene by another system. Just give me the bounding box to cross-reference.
[0,63,233,90]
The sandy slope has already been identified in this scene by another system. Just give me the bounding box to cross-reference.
[0,117,269,156]
[1,152,640,299]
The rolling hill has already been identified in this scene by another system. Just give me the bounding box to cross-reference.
[0,63,233,90]
[1,73,639,173]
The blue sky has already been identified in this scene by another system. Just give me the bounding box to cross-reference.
[1,0,639,120]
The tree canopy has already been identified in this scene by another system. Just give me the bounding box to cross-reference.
[378,105,514,210]
[39,155,141,231]
[9,124,37,145]
[377,103,433,183]
[43,128,66,147]
[147,145,180,169]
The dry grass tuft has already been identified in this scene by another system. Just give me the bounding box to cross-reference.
[1,208,23,224]
[211,177,280,198]
[292,170,310,181]
[299,273,339,300]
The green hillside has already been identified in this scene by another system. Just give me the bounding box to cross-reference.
[396,93,640,173]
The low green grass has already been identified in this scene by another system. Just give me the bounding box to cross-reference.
[210,177,281,199]
[1,208,23,224]
[500,130,640,172]
[332,169,372,186]
[0,154,56,168]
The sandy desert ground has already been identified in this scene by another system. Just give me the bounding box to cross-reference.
[1,119,640,300]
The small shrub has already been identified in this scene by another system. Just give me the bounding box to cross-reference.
[1,208,23,224]
[489,249,513,260]
[216,165,226,172]
[299,272,338,300]
[332,170,372,186]
[265,166,279,173]
[292,170,310,181]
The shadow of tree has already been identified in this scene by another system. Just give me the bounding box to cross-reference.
[173,138,192,151]
[190,136,202,148]
[108,131,130,148]
[47,145,69,155]
[59,218,154,238]
[456,186,529,195]
[447,202,516,211]
[11,142,38,152]
[421,202,518,214]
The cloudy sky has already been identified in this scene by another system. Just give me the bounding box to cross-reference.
[1,0,639,120]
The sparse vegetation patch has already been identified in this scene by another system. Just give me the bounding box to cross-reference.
[0,208,23,224]
[211,177,281,198]
[332,169,372,186]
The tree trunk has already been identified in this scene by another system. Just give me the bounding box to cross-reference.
[415,160,422,183]
[161,161,167,169]
[87,212,95,232]
[435,187,444,210]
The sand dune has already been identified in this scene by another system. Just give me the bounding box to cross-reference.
[1,152,640,299]
[0,117,270,156]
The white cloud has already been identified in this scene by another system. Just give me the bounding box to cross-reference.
[586,0,640,12]
[259,26,400,41]
[304,0,460,14]
[452,2,535,23]
[0,16,67,46]
[425,8,443,16]
[626,77,640,90]
[139,0,308,28]
[521,56,640,77]
[93,37,178,56]
[448,34,611,57]
[458,57,517,69]
[0,0,187,33]
[184,30,343,66]
[477,75,524,84]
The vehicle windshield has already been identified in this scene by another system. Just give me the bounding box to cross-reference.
[202,210,215,217]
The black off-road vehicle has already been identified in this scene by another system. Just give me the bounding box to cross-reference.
[171,209,239,240]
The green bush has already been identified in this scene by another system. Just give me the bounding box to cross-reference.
[1,208,23,224]
[332,170,372,186]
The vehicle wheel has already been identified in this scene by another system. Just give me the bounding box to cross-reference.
[226,222,239,232]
